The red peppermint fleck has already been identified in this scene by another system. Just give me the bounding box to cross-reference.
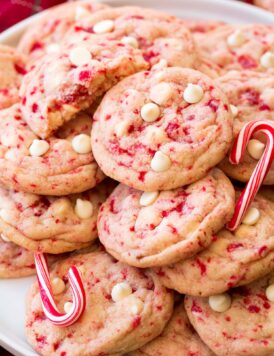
[241,89,260,105]
[138,171,146,182]
[79,70,92,81]
[258,245,267,256]
[53,341,61,351]
[207,99,219,112]
[156,269,165,277]
[191,301,202,313]
[14,63,27,75]
[196,258,207,276]
[248,305,261,313]
[227,243,244,253]
[30,41,44,52]
[259,104,270,111]
[238,55,257,69]
[143,50,159,63]
[132,315,141,328]
[165,122,180,140]
[32,103,38,113]
[109,198,118,214]
[36,335,47,345]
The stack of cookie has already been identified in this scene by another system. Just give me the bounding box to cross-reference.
[0,0,273,355]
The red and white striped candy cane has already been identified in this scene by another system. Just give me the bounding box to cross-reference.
[227,120,274,231]
[34,252,86,327]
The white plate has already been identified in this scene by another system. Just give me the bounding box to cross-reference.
[0,1,273,355]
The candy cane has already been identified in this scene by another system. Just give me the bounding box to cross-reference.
[34,252,86,327]
[227,120,274,231]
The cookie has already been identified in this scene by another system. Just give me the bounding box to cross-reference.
[92,67,233,191]
[0,44,26,109]
[68,6,220,79]
[254,0,274,12]
[197,24,274,73]
[20,37,148,139]
[98,169,235,268]
[26,250,174,355]
[68,6,197,69]
[181,20,224,34]
[185,271,274,355]
[216,70,274,184]
[0,182,110,254]
[0,104,104,195]
[0,234,35,278]
[155,191,274,296]
[130,301,213,356]
[17,0,108,62]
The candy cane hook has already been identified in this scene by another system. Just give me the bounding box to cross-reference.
[227,120,274,231]
[34,252,86,327]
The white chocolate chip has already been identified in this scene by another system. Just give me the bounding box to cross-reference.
[46,43,60,54]
[69,46,91,66]
[247,139,265,160]
[129,297,144,314]
[242,207,260,226]
[71,134,92,154]
[51,198,71,218]
[93,20,114,34]
[230,104,238,117]
[121,36,138,48]
[5,149,18,161]
[266,284,274,302]
[1,234,9,242]
[64,302,73,313]
[152,59,168,70]
[227,30,246,47]
[75,199,93,219]
[75,6,90,20]
[111,282,132,302]
[261,88,274,110]
[139,191,159,207]
[209,293,231,312]
[141,103,161,123]
[151,151,171,172]
[183,84,204,104]
[51,277,66,295]
[29,139,49,157]
[0,209,14,223]
[260,51,274,69]
[150,83,172,106]
[115,121,129,137]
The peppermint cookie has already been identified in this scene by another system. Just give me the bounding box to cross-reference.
[20,38,147,138]
[0,105,104,195]
[254,0,274,12]
[68,6,197,68]
[0,44,26,109]
[0,182,109,254]
[181,20,224,34]
[0,235,35,278]
[26,250,174,355]
[17,0,108,61]
[131,301,213,356]
[185,271,274,356]
[98,169,235,267]
[197,24,274,73]
[92,67,233,191]
[155,192,274,296]
[217,70,274,184]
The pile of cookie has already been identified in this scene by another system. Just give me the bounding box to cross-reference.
[0,1,273,355]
